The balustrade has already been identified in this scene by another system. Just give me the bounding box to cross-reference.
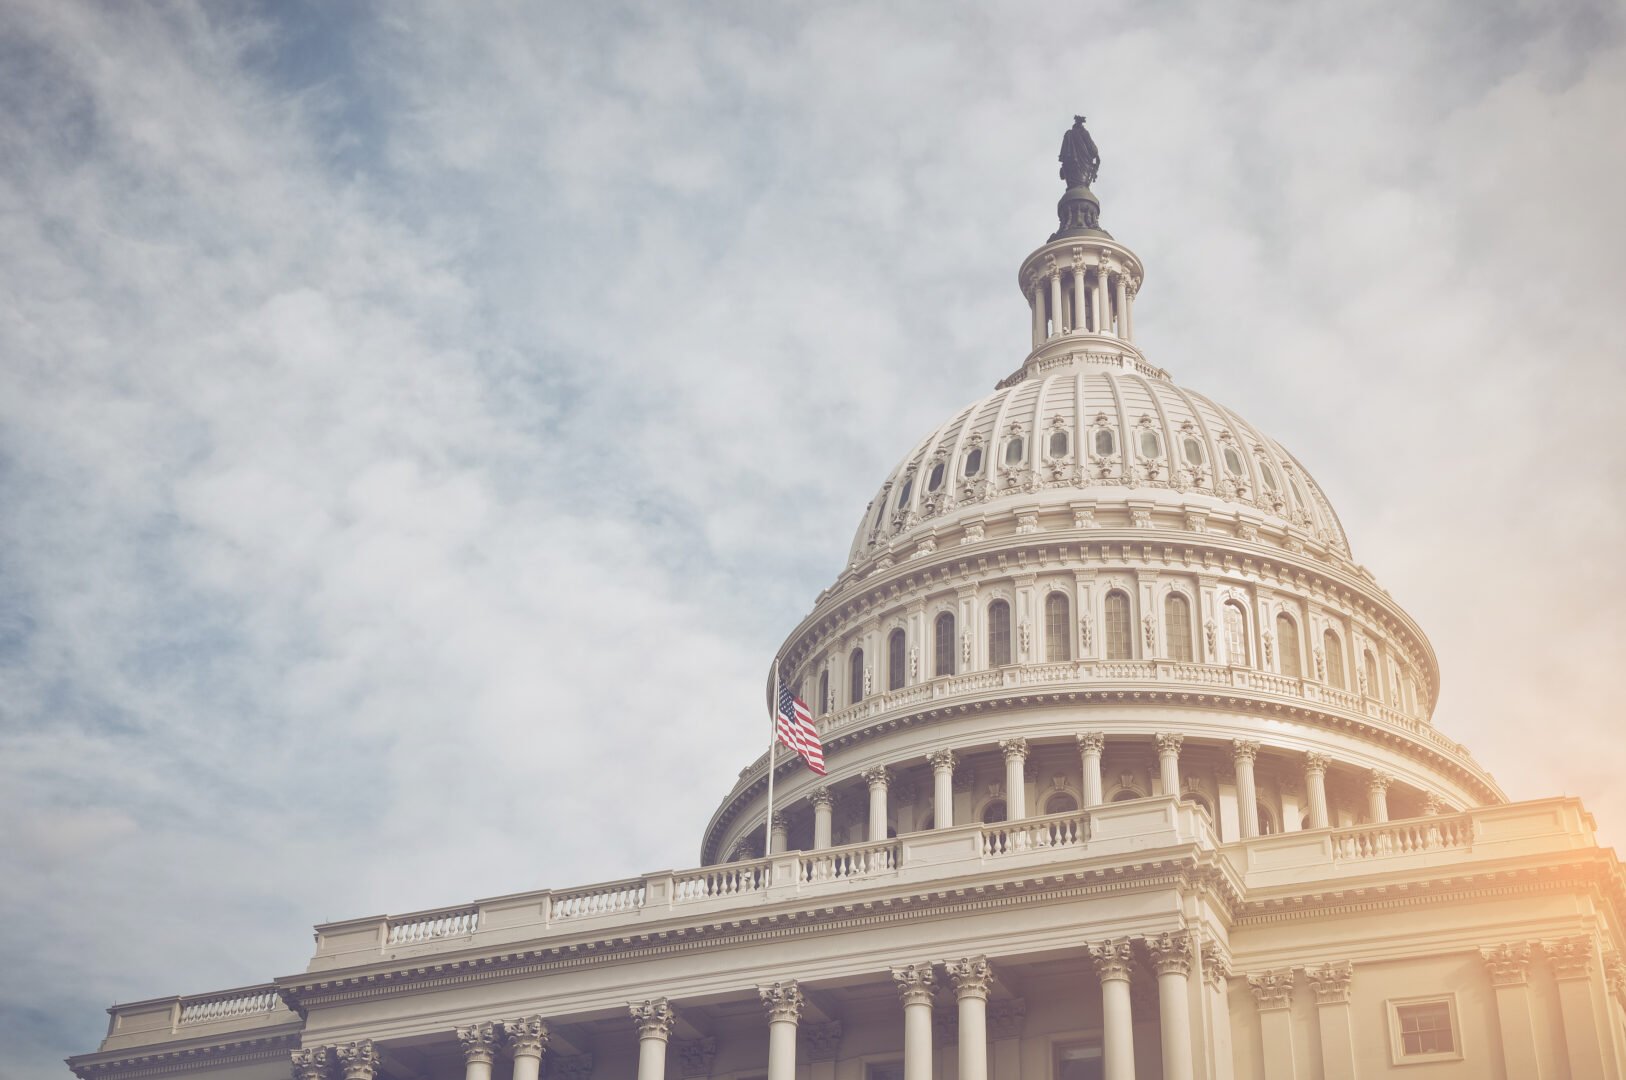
[177,987,281,1025]
[981,811,1090,856]
[1331,813,1472,860]
[798,840,899,883]
[551,879,647,920]
[388,907,479,945]
[674,862,768,902]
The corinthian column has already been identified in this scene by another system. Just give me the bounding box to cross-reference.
[811,787,834,849]
[929,750,956,829]
[290,1047,331,1080]
[1233,740,1260,839]
[758,982,803,1080]
[1030,282,1045,348]
[1077,732,1105,806]
[504,1017,548,1080]
[1143,932,1195,1080]
[1048,272,1064,340]
[1481,944,1541,1078]
[864,766,891,842]
[1366,770,1392,823]
[945,956,992,1080]
[630,999,675,1080]
[1072,268,1088,333]
[336,1042,380,1080]
[769,812,788,854]
[1000,738,1028,819]
[1087,939,1136,1080]
[1155,733,1183,797]
[891,963,936,1080]
[455,1027,497,1080]
[1304,753,1330,829]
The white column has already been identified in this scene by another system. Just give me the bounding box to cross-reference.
[1088,939,1137,1080]
[1078,732,1105,806]
[1124,280,1136,339]
[769,812,788,854]
[1072,269,1088,333]
[946,957,992,1080]
[930,750,956,829]
[811,787,833,849]
[1156,733,1183,797]
[892,963,937,1080]
[759,982,803,1080]
[630,999,675,1080]
[1048,272,1064,340]
[1233,740,1259,839]
[336,1041,380,1080]
[1093,265,1108,333]
[457,1025,498,1080]
[1367,770,1391,823]
[864,766,890,841]
[1145,932,1195,1080]
[999,738,1028,819]
[1114,273,1128,336]
[504,1017,548,1080]
[1304,753,1330,829]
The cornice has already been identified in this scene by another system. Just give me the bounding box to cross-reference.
[66,1027,301,1080]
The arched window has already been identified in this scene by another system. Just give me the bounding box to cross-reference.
[927,462,945,492]
[1045,591,1071,661]
[1276,613,1302,678]
[895,476,913,509]
[1224,601,1248,666]
[1256,803,1278,836]
[817,669,829,715]
[981,799,1008,824]
[934,612,956,676]
[964,446,984,478]
[1104,590,1132,660]
[1363,649,1380,699]
[987,600,1012,667]
[849,648,865,704]
[1323,630,1346,689]
[1164,593,1194,662]
[1044,791,1079,814]
[887,629,906,691]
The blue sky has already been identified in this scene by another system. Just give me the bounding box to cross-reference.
[2,1,1624,1074]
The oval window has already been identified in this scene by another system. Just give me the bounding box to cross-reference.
[1183,437,1204,465]
[927,462,945,492]
[1094,429,1116,456]
[1223,446,1244,476]
[1289,476,1307,506]
[1259,461,1278,491]
[1139,429,1162,458]
[965,447,984,477]
[1005,437,1025,465]
[896,477,913,508]
[1049,430,1069,457]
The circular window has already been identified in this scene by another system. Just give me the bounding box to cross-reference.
[1223,446,1245,476]
[964,447,983,478]
[1139,429,1162,458]
[1049,430,1069,458]
[927,462,945,492]
[1094,429,1116,456]
[1182,437,1204,465]
[896,477,913,508]
[1005,437,1025,466]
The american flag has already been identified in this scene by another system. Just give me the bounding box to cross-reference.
[774,676,825,775]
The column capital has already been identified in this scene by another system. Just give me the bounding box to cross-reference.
[1304,751,1331,775]
[758,980,804,1023]
[1366,769,1393,795]
[999,737,1029,760]
[1481,943,1533,987]
[630,998,676,1040]
[1246,969,1295,1011]
[1141,931,1193,977]
[988,998,1027,1041]
[769,811,789,831]
[803,1021,843,1062]
[1154,732,1184,757]
[928,748,957,772]
[862,765,891,789]
[1303,961,1353,1005]
[456,1024,500,1066]
[290,1047,332,1080]
[943,955,994,1000]
[1606,954,1626,1002]
[1201,946,1233,991]
[810,786,834,809]
[503,1016,548,1059]
[674,1036,717,1078]
[891,962,938,1006]
[1544,936,1594,980]
[335,1041,380,1080]
[1423,792,1444,815]
[1076,731,1106,754]
[1231,739,1260,764]
[1087,938,1135,983]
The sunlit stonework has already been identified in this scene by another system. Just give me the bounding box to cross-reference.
[70,120,1626,1080]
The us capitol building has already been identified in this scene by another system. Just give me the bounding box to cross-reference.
[70,121,1626,1080]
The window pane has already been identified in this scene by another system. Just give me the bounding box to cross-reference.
[818,671,828,715]
[965,447,983,477]
[927,462,945,491]
[1045,592,1070,661]
[887,630,906,691]
[1224,603,1247,666]
[1165,594,1193,662]
[896,478,913,509]
[1183,436,1204,465]
[988,600,1011,666]
[1224,446,1244,476]
[1260,461,1278,491]
[1050,430,1069,457]
[1364,650,1380,698]
[1397,1001,1455,1056]
[1005,437,1024,465]
[849,648,864,704]
[934,613,956,676]
[1104,591,1132,660]
[1139,429,1161,458]
[1324,631,1345,689]
[1094,429,1115,456]
[1276,613,1301,678]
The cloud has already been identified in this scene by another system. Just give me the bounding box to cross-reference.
[1,1,1622,1075]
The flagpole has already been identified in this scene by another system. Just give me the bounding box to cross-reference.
[764,655,779,859]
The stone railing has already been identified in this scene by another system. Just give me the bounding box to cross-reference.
[387,905,479,945]
[797,839,899,883]
[551,878,648,920]
[177,986,282,1026]
[1331,813,1473,860]
[674,861,769,901]
[981,812,1089,856]
[95,983,299,1053]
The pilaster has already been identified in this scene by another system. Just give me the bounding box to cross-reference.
[1246,970,1297,1080]
[1303,963,1354,1080]
[1481,944,1542,1078]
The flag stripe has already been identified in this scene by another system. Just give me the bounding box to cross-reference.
[774,675,826,775]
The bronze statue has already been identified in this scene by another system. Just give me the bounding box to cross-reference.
[1059,115,1100,188]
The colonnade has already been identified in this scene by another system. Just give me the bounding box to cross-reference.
[773,732,1419,853]
[1029,260,1136,346]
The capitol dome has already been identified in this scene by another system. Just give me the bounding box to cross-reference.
[701,131,1502,867]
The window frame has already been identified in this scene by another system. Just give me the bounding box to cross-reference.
[987,599,1013,667]
[1164,592,1194,663]
[1275,612,1302,679]
[1323,629,1346,689]
[933,611,956,677]
[848,647,865,705]
[887,628,906,692]
[1103,589,1133,660]
[1044,591,1071,662]
[1386,994,1463,1065]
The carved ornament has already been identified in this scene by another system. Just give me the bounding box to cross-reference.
[1303,961,1353,1005]
[1247,969,1295,1011]
[944,955,994,1000]
[892,962,938,1006]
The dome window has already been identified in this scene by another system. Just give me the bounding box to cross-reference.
[1259,461,1278,491]
[1289,475,1308,507]
[987,599,1013,666]
[1004,437,1025,466]
[1139,429,1163,459]
[964,447,984,478]
[1223,446,1245,477]
[895,477,913,509]
[1182,437,1204,466]
[1093,429,1116,456]
[927,462,945,492]
[1049,430,1069,458]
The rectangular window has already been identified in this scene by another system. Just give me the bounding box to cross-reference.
[1388,996,1461,1064]
[865,1063,904,1080]
[1054,1041,1103,1080]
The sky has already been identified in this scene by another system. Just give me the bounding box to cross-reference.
[1,0,1623,1074]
